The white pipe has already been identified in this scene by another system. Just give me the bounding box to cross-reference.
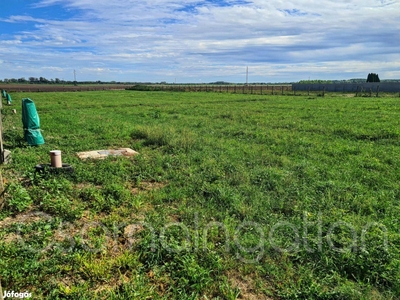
[50,150,62,168]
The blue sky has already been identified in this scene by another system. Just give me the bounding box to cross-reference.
[1,0,399,83]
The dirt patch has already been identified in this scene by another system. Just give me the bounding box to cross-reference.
[3,233,19,243]
[123,224,144,247]
[0,211,50,228]
[0,211,55,246]
[131,181,167,195]
[228,272,273,300]
[75,183,102,190]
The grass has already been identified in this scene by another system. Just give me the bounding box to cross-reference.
[1,90,400,299]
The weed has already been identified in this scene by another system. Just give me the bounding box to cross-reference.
[5,183,32,213]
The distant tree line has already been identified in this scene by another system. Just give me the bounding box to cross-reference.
[2,75,398,85]
[366,73,380,83]
[1,77,66,84]
[298,80,333,84]
[0,77,131,85]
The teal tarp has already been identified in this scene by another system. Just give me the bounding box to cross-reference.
[22,98,44,145]
[1,90,6,98]
[6,93,12,103]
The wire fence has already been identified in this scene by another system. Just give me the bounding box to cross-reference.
[129,84,293,95]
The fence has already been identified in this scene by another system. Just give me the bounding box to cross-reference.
[292,83,400,94]
[131,84,293,95]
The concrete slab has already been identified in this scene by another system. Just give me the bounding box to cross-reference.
[77,148,139,160]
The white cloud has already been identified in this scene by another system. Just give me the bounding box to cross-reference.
[0,0,399,82]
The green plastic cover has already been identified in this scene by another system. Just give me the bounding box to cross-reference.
[6,93,12,103]
[22,98,45,145]
[1,90,6,98]
[24,129,45,146]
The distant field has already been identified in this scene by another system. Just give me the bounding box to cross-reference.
[1,90,399,299]
[0,83,292,94]
[0,83,129,92]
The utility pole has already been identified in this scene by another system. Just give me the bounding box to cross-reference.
[73,70,77,86]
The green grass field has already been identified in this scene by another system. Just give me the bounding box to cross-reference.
[1,90,400,299]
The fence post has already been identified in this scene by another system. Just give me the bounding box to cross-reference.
[282,86,284,95]
[0,275,3,300]
[260,85,263,95]
[376,86,380,97]
[0,99,3,164]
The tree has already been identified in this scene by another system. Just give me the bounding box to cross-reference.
[367,73,380,83]
[39,77,49,83]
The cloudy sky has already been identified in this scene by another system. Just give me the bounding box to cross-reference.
[1,0,399,83]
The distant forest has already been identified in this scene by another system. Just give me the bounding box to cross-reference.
[0,77,129,85]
